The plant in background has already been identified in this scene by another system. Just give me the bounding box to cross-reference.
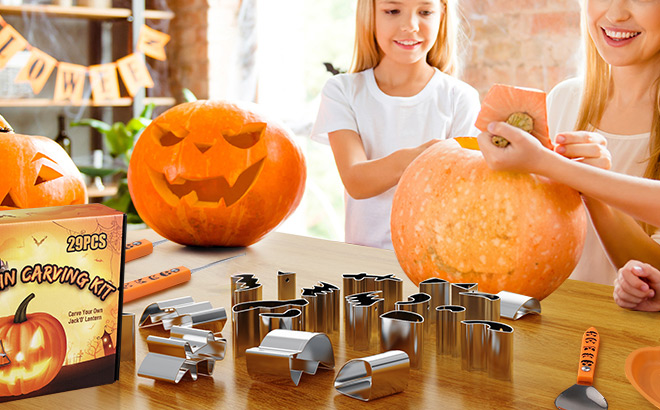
[71,103,155,224]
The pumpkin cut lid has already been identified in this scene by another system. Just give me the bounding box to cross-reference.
[474,84,553,149]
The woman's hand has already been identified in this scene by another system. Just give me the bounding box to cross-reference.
[476,121,549,174]
[554,131,611,170]
[613,260,660,312]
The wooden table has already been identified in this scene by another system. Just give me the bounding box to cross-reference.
[6,230,659,409]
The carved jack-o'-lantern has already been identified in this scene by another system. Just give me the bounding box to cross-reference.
[0,116,87,210]
[128,101,306,246]
[0,294,67,396]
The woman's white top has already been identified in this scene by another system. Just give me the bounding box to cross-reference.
[548,77,660,285]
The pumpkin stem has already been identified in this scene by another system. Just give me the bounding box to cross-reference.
[14,293,35,324]
[491,112,535,148]
[0,115,14,133]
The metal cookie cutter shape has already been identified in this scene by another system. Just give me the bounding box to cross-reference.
[450,283,478,305]
[461,320,514,381]
[259,308,303,341]
[395,293,432,335]
[139,296,227,333]
[436,305,466,357]
[301,281,340,334]
[231,273,263,307]
[380,310,424,369]
[334,350,410,401]
[137,325,227,383]
[343,273,402,312]
[419,278,450,325]
[458,291,501,321]
[246,329,335,386]
[232,298,309,357]
[496,291,541,320]
[278,271,296,300]
[345,291,384,351]
[121,312,136,362]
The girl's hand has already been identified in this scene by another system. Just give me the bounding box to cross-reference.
[613,260,660,312]
[476,121,548,174]
[554,131,612,170]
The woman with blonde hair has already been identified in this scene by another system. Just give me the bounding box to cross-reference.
[546,0,660,285]
[310,0,480,249]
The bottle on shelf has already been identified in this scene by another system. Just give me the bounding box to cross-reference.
[55,114,72,156]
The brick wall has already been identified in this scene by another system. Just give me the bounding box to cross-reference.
[167,0,211,100]
[462,0,582,96]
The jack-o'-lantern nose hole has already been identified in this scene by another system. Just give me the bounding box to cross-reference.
[194,142,213,154]
[34,165,63,186]
[223,122,266,149]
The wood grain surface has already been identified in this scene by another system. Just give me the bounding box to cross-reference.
[5,229,659,409]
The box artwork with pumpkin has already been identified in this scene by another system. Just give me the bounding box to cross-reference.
[0,203,125,402]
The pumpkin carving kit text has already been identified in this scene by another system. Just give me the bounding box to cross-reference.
[0,263,117,301]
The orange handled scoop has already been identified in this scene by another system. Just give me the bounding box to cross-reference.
[555,327,608,410]
[125,238,168,262]
[123,253,245,303]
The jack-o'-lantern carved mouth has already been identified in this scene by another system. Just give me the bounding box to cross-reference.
[0,357,52,384]
[148,157,266,208]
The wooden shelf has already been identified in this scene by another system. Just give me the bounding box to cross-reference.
[0,5,174,20]
[0,97,175,108]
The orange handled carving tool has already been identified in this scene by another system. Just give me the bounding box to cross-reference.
[555,327,607,409]
[125,238,169,262]
[123,252,245,304]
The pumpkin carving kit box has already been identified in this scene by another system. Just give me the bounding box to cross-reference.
[0,203,126,402]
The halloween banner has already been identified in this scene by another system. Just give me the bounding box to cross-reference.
[0,15,169,103]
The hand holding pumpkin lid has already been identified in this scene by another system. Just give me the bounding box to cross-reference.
[475,84,553,150]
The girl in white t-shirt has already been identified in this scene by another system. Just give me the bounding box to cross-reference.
[311,0,480,249]
[545,0,660,285]
[477,122,660,312]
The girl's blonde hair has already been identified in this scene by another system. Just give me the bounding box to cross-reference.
[575,3,660,235]
[350,0,462,76]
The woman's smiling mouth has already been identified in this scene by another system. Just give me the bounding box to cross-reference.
[602,27,641,43]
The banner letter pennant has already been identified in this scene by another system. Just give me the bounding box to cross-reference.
[54,62,87,104]
[15,48,57,95]
[116,53,154,97]
[0,24,28,70]
[88,63,121,103]
[137,25,170,61]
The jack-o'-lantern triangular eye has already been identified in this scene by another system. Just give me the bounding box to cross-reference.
[31,152,57,163]
[0,193,17,208]
[34,165,63,185]
[222,122,266,149]
[155,123,190,147]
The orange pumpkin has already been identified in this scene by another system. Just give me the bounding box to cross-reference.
[0,117,87,210]
[0,293,67,396]
[127,101,306,246]
[391,137,587,300]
